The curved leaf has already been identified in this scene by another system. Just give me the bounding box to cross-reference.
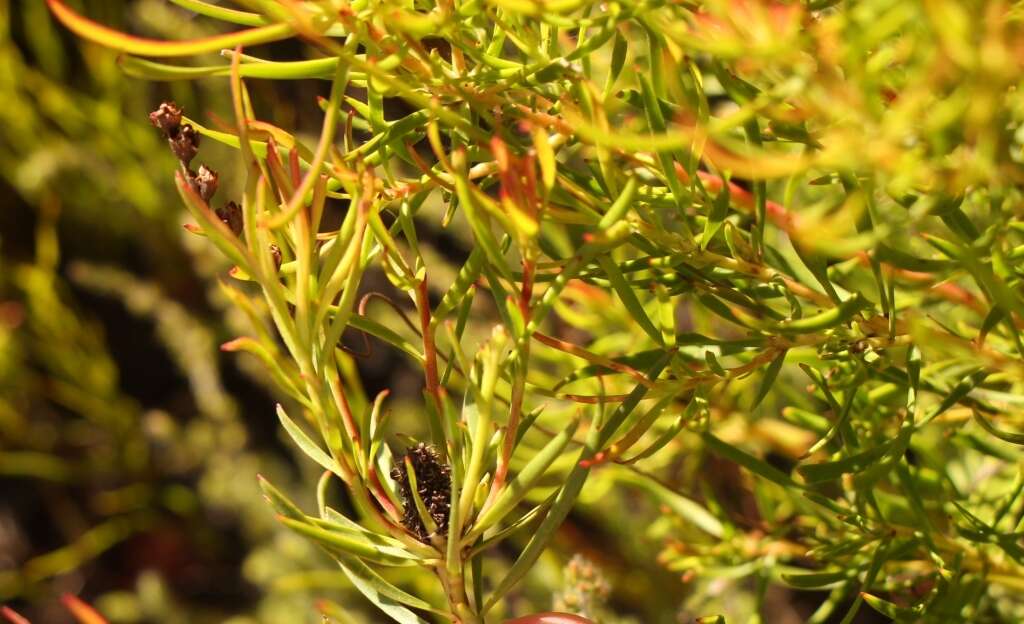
[47,0,294,57]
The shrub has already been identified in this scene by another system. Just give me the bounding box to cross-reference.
[43,0,1024,622]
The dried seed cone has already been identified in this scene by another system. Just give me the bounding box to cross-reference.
[193,165,219,202]
[391,443,451,540]
[148,101,182,134]
[216,201,243,236]
[170,124,200,165]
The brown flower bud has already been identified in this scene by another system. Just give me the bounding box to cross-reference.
[215,201,243,236]
[269,243,282,270]
[390,443,451,541]
[193,165,219,202]
[169,124,199,165]
[149,101,182,135]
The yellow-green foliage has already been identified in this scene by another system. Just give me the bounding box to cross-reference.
[26,0,1024,622]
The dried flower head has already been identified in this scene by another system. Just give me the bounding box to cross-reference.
[216,201,243,236]
[193,165,219,203]
[390,443,451,541]
[148,101,182,135]
[170,124,199,165]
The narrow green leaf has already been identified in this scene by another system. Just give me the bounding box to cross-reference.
[702,433,800,489]
[335,556,439,622]
[168,0,267,25]
[838,537,892,624]
[798,442,892,483]
[620,409,689,464]
[469,416,580,538]
[763,295,866,335]
[701,176,730,250]
[862,593,923,622]
[258,475,305,521]
[597,255,663,346]
[453,176,516,285]
[973,410,1024,445]
[612,393,677,457]
[752,350,787,408]
[603,30,628,97]
[277,404,343,478]
[922,369,988,424]
[347,315,425,364]
[875,244,950,272]
[614,467,723,538]
[789,240,842,305]
[704,350,727,376]
[781,570,854,589]
[278,517,417,565]
[120,55,341,81]
[485,354,670,613]
[597,175,639,229]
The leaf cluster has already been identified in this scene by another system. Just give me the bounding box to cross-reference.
[46,0,1024,622]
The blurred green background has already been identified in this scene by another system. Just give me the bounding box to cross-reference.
[2,1,312,621]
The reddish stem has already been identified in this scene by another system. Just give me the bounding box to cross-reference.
[329,370,361,452]
[61,594,110,624]
[366,463,402,522]
[1,606,31,624]
[416,278,445,426]
[490,259,534,497]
